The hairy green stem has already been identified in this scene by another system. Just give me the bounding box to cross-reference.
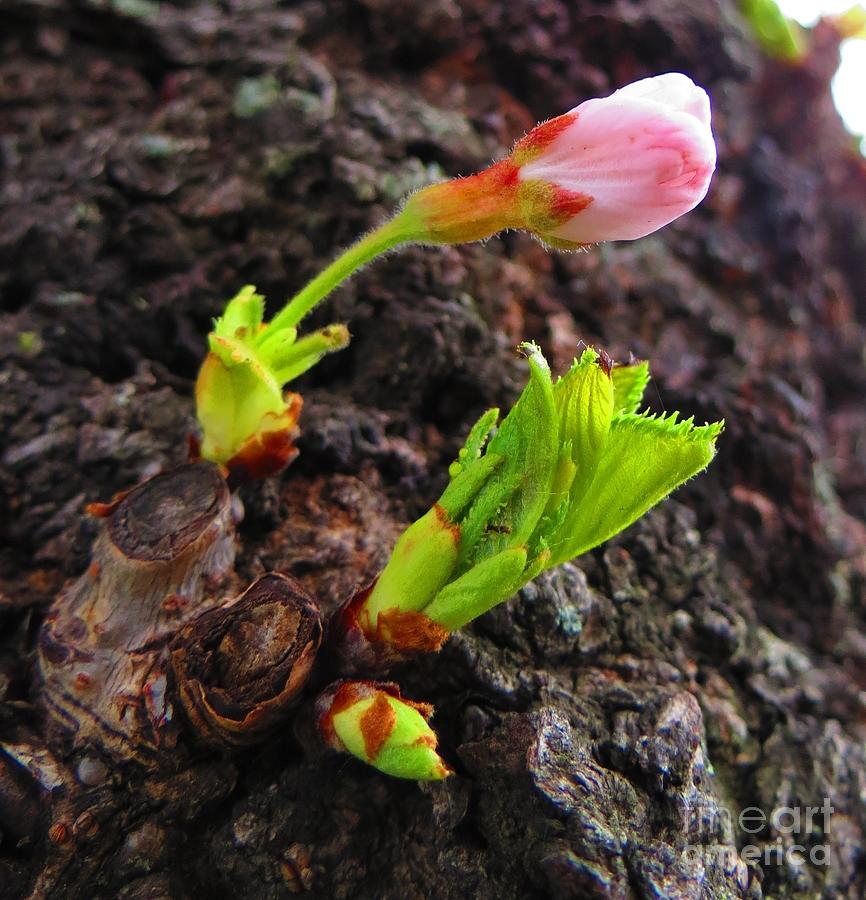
[269,216,413,332]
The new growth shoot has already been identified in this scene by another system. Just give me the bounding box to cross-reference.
[187,74,724,782]
[334,346,723,671]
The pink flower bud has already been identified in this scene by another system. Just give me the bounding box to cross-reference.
[516,73,716,245]
[398,72,716,248]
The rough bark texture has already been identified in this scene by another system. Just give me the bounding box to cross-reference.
[38,461,238,764]
[2,1,866,898]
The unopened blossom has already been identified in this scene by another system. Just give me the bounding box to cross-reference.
[316,681,451,781]
[397,72,716,248]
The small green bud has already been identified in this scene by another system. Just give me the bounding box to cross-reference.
[17,330,41,354]
[317,681,450,781]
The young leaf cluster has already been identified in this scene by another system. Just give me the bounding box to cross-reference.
[363,345,723,634]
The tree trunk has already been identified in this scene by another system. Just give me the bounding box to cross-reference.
[1,1,865,898]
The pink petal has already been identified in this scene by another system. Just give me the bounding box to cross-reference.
[605,73,712,125]
[521,77,716,243]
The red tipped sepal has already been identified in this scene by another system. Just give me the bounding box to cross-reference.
[329,579,449,676]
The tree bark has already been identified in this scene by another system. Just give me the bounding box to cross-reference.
[1,1,865,898]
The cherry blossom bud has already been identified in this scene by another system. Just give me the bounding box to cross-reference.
[398,73,716,248]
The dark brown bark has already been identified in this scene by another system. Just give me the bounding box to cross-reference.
[2,1,866,898]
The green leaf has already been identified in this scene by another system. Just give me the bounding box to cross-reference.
[457,343,557,568]
[521,547,550,584]
[611,360,650,416]
[553,348,614,503]
[423,546,529,630]
[539,444,577,522]
[438,452,504,521]
[546,412,723,566]
[739,0,806,61]
[453,466,521,560]
[448,407,499,478]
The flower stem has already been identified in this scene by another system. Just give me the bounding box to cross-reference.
[269,216,413,332]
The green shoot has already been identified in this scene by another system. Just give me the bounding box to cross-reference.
[343,345,722,653]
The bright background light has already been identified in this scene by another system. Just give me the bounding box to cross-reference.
[833,40,866,141]
[775,0,856,25]
[775,1,866,149]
